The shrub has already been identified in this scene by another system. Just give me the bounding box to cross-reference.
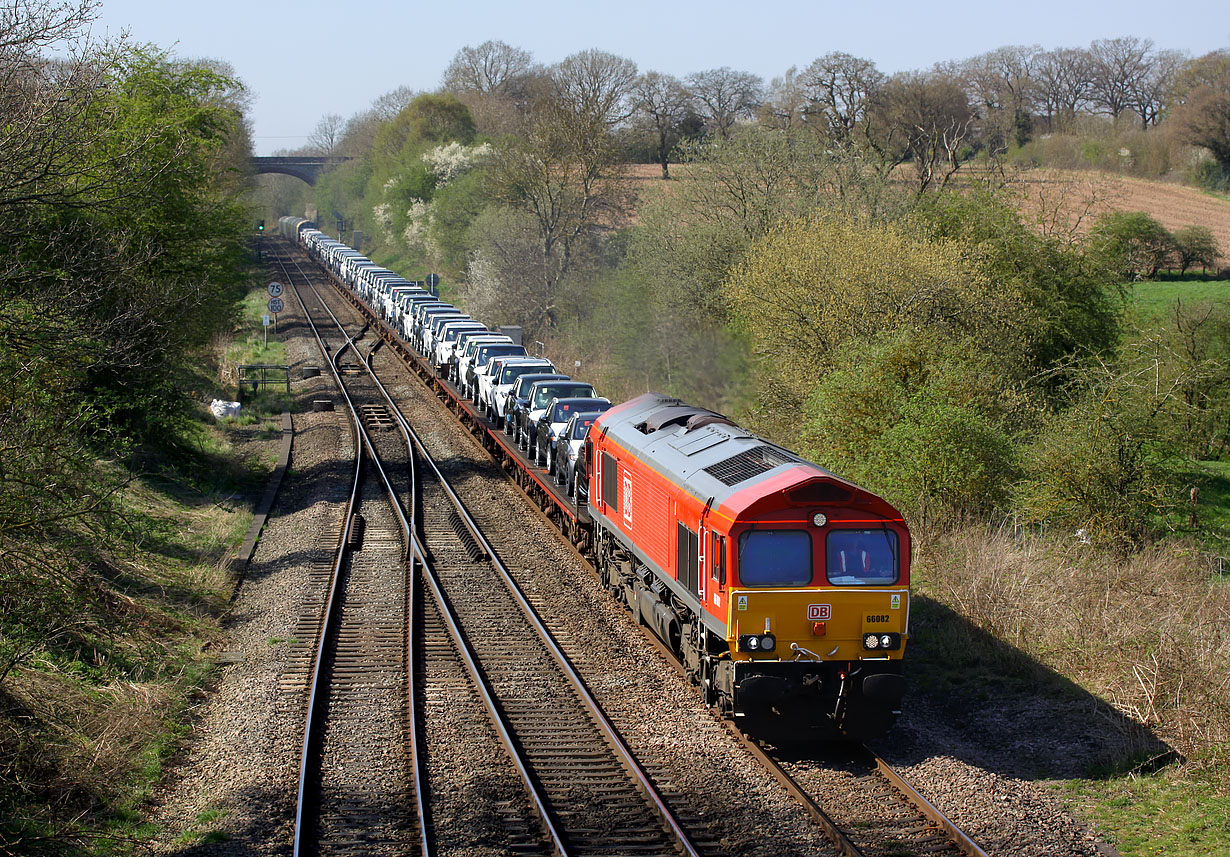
[1172,225,1222,274]
[913,189,1121,384]
[1015,340,1195,546]
[1090,211,1175,280]
[725,213,1016,402]
[800,329,1022,524]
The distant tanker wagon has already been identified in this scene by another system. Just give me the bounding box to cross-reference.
[281,216,910,740]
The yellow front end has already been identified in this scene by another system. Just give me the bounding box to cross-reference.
[727,588,910,661]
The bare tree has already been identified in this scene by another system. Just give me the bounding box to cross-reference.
[1087,36,1155,123]
[1034,47,1093,132]
[487,94,627,330]
[1130,48,1186,128]
[0,0,93,52]
[800,52,883,143]
[369,84,419,120]
[442,39,534,96]
[441,40,537,134]
[869,71,974,193]
[306,112,345,155]
[553,48,637,127]
[1170,53,1230,174]
[956,45,1041,152]
[686,67,763,138]
[763,66,808,129]
[631,70,693,178]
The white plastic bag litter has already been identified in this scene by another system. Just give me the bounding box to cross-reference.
[210,399,242,419]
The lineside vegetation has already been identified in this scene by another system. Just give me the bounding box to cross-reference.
[1,1,259,852]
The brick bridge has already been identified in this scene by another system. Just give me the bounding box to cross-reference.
[250,156,350,185]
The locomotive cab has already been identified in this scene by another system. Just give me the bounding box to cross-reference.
[588,393,911,741]
[716,491,910,740]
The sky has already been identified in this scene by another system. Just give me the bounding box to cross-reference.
[88,0,1230,155]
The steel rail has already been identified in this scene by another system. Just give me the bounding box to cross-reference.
[295,238,989,857]
[869,752,990,857]
[272,250,426,857]
[388,391,701,857]
[290,243,699,856]
[288,252,564,854]
[411,540,569,856]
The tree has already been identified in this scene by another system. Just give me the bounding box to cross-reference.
[372,92,475,161]
[1169,50,1230,175]
[867,72,973,193]
[1130,48,1186,129]
[2,7,253,698]
[486,94,625,333]
[442,39,537,134]
[1171,225,1221,274]
[552,48,637,128]
[1090,211,1174,279]
[1016,337,1200,546]
[956,45,1041,151]
[915,189,1121,385]
[1087,36,1155,123]
[685,67,763,138]
[306,112,345,155]
[762,66,808,130]
[1033,47,1092,132]
[725,214,1018,400]
[443,39,534,97]
[799,52,883,143]
[801,329,1019,521]
[369,85,420,120]
[631,70,693,178]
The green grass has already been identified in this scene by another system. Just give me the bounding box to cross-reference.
[1064,758,1230,857]
[225,288,289,368]
[1172,459,1230,556]
[1126,278,1230,326]
[0,397,277,855]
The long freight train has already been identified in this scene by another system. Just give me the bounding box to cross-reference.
[277,215,910,740]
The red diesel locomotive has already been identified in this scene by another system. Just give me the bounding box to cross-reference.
[587,393,909,740]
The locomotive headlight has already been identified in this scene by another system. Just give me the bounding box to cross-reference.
[738,634,777,653]
[812,512,827,527]
[863,632,901,651]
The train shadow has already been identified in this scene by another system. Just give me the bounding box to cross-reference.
[863,593,1175,782]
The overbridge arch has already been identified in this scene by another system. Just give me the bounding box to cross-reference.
[251,156,350,186]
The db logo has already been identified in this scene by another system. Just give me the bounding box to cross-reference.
[808,604,832,621]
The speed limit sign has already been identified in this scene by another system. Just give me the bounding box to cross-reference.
[267,281,283,298]
[268,297,284,314]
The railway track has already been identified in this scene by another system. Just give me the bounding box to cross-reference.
[268,248,425,857]
[272,244,706,856]
[272,234,995,857]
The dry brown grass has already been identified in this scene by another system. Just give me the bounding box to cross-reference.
[921,526,1230,763]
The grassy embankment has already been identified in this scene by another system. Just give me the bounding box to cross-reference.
[909,276,1229,857]
[0,286,284,856]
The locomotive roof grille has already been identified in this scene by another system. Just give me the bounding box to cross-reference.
[703,445,795,486]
